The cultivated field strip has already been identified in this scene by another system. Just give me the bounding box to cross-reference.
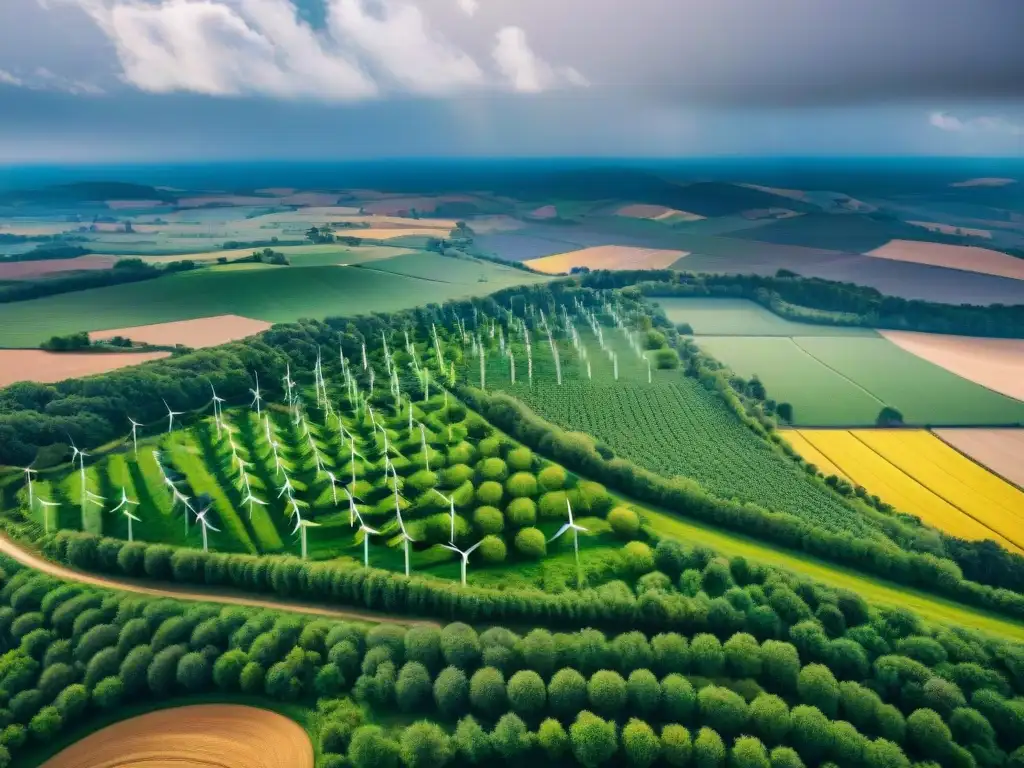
[780,430,850,481]
[933,428,1024,488]
[795,429,1023,552]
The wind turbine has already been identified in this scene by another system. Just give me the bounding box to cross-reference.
[210,383,226,437]
[162,400,184,434]
[431,488,458,544]
[195,507,220,552]
[442,539,485,587]
[37,499,60,534]
[128,418,142,456]
[419,423,430,471]
[22,466,36,508]
[250,372,263,416]
[171,488,195,534]
[549,499,589,584]
[295,516,321,560]
[343,488,361,527]
[325,471,340,506]
[395,507,416,576]
[353,509,379,567]
[110,488,140,541]
[241,490,267,520]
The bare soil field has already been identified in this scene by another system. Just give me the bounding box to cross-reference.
[950,178,1018,188]
[40,704,313,768]
[0,255,116,280]
[881,331,1024,402]
[0,222,73,236]
[933,429,1024,488]
[91,315,271,348]
[0,350,169,387]
[907,220,992,239]
[466,215,526,233]
[866,239,1024,280]
[525,245,689,274]
[616,203,705,221]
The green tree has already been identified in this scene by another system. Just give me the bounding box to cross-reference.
[176,651,211,692]
[469,667,507,718]
[608,507,641,539]
[661,724,692,767]
[454,716,491,765]
[28,707,61,742]
[520,628,557,676]
[627,669,661,717]
[507,670,547,718]
[549,668,588,718]
[797,664,839,718]
[396,662,432,713]
[691,634,725,677]
[768,746,805,768]
[434,666,469,717]
[661,674,697,722]
[906,708,953,762]
[348,725,399,768]
[697,686,748,738]
[588,670,627,717]
[399,721,453,768]
[92,676,123,710]
[441,623,481,669]
[732,736,770,768]
[652,633,690,676]
[213,649,248,691]
[570,711,618,768]
[748,694,791,746]
[622,718,660,768]
[52,684,88,720]
[490,713,532,761]
[693,727,726,768]
[239,661,264,694]
[538,718,569,759]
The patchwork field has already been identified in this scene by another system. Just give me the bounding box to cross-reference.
[657,297,875,336]
[867,239,1024,281]
[90,314,272,348]
[525,245,688,274]
[0,349,171,387]
[138,243,415,267]
[881,330,1024,402]
[933,428,1024,487]
[0,255,117,280]
[40,705,313,768]
[0,255,548,347]
[789,429,1024,552]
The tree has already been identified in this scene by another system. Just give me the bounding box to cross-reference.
[797,664,839,718]
[315,664,345,698]
[507,670,547,718]
[441,623,481,669]
[661,724,692,767]
[396,662,432,713]
[906,708,953,761]
[876,406,904,426]
[490,713,532,761]
[661,674,696,722]
[608,507,641,539]
[399,721,453,768]
[697,686,748,738]
[348,725,399,768]
[690,634,725,677]
[520,628,557,676]
[611,632,654,674]
[92,676,123,710]
[627,669,661,717]
[454,716,491,765]
[239,661,264,694]
[549,668,588,718]
[469,667,507,718]
[119,644,154,695]
[213,649,248,691]
[692,727,726,768]
[434,666,469,717]
[148,645,187,694]
[761,641,800,692]
[515,528,547,558]
[788,706,832,764]
[622,718,660,768]
[732,736,770,768]
[176,651,211,692]
[588,670,627,717]
[570,711,618,768]
[652,633,690,676]
[768,746,804,768]
[538,718,569,759]
[28,707,61,742]
[748,694,791,746]
[53,684,88,720]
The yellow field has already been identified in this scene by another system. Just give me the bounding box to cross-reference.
[793,429,1022,552]
[781,430,849,480]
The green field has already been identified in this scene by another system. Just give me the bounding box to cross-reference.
[0,254,547,347]
[694,336,885,425]
[795,336,1024,426]
[656,297,876,336]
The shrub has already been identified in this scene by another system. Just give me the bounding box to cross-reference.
[661,674,696,723]
[549,668,588,718]
[506,472,538,498]
[213,649,248,691]
[176,651,211,692]
[538,718,569,759]
[623,542,655,574]
[570,711,618,768]
[405,470,439,495]
[29,707,61,742]
[396,662,432,713]
[538,466,567,491]
[348,725,399,768]
[732,735,770,768]
[454,716,491,764]
[478,437,503,458]
[478,535,507,564]
[627,670,661,717]
[479,457,509,482]
[697,685,748,737]
[692,727,726,768]
[404,626,442,672]
[434,666,469,717]
[53,684,88,720]
[652,633,690,676]
[588,670,627,717]
[473,506,504,535]
[520,628,557,676]
[748,694,791,746]
[119,645,154,695]
[507,670,547,717]
[441,623,481,669]
[475,481,504,506]
[514,528,547,559]
[505,498,537,528]
[399,721,452,768]
[539,490,569,519]
[507,447,534,472]
[661,724,692,767]
[690,634,725,677]
[797,664,839,718]
[444,463,475,487]
[240,661,265,694]
[608,507,641,539]
[469,667,506,718]
[491,713,531,760]
[622,718,660,768]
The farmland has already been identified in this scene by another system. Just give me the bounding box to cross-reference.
[524,245,688,274]
[0,254,548,348]
[0,349,170,387]
[90,315,271,348]
[934,428,1024,487]
[788,429,1024,551]
[657,297,876,337]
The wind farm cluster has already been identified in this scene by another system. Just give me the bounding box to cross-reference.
[12,294,650,586]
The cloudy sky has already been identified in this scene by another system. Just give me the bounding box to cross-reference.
[1,0,1023,162]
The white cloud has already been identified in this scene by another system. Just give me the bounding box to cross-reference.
[0,65,102,93]
[492,26,588,93]
[0,69,23,86]
[456,0,477,16]
[929,111,1023,136]
[328,0,484,94]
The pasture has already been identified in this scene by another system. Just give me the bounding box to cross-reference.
[0,254,547,347]
[657,297,875,336]
[137,243,415,267]
[789,429,1024,552]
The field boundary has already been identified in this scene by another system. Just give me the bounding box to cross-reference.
[931,429,1024,493]
[789,337,887,405]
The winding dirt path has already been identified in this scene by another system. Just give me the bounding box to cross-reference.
[0,533,433,626]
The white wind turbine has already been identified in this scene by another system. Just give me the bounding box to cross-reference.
[110,488,141,541]
[128,418,142,456]
[162,400,184,434]
[195,506,220,552]
[295,514,321,560]
[442,539,485,587]
[431,488,458,544]
[354,508,379,567]
[37,499,60,534]
[241,490,267,520]
[549,499,589,583]
[395,506,416,576]
[418,422,430,471]
[343,487,361,527]
[210,383,226,437]
[250,372,263,416]
[325,470,340,506]
[172,488,195,534]
[22,466,36,508]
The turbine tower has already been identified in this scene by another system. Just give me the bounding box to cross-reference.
[195,507,220,552]
[250,371,263,416]
[442,539,485,587]
[128,418,142,456]
[549,499,589,585]
[431,488,458,544]
[162,400,184,434]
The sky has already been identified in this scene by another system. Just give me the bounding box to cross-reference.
[1,0,1023,162]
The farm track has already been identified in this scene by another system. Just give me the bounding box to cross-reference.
[0,531,435,627]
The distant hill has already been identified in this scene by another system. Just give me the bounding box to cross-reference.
[0,182,177,205]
